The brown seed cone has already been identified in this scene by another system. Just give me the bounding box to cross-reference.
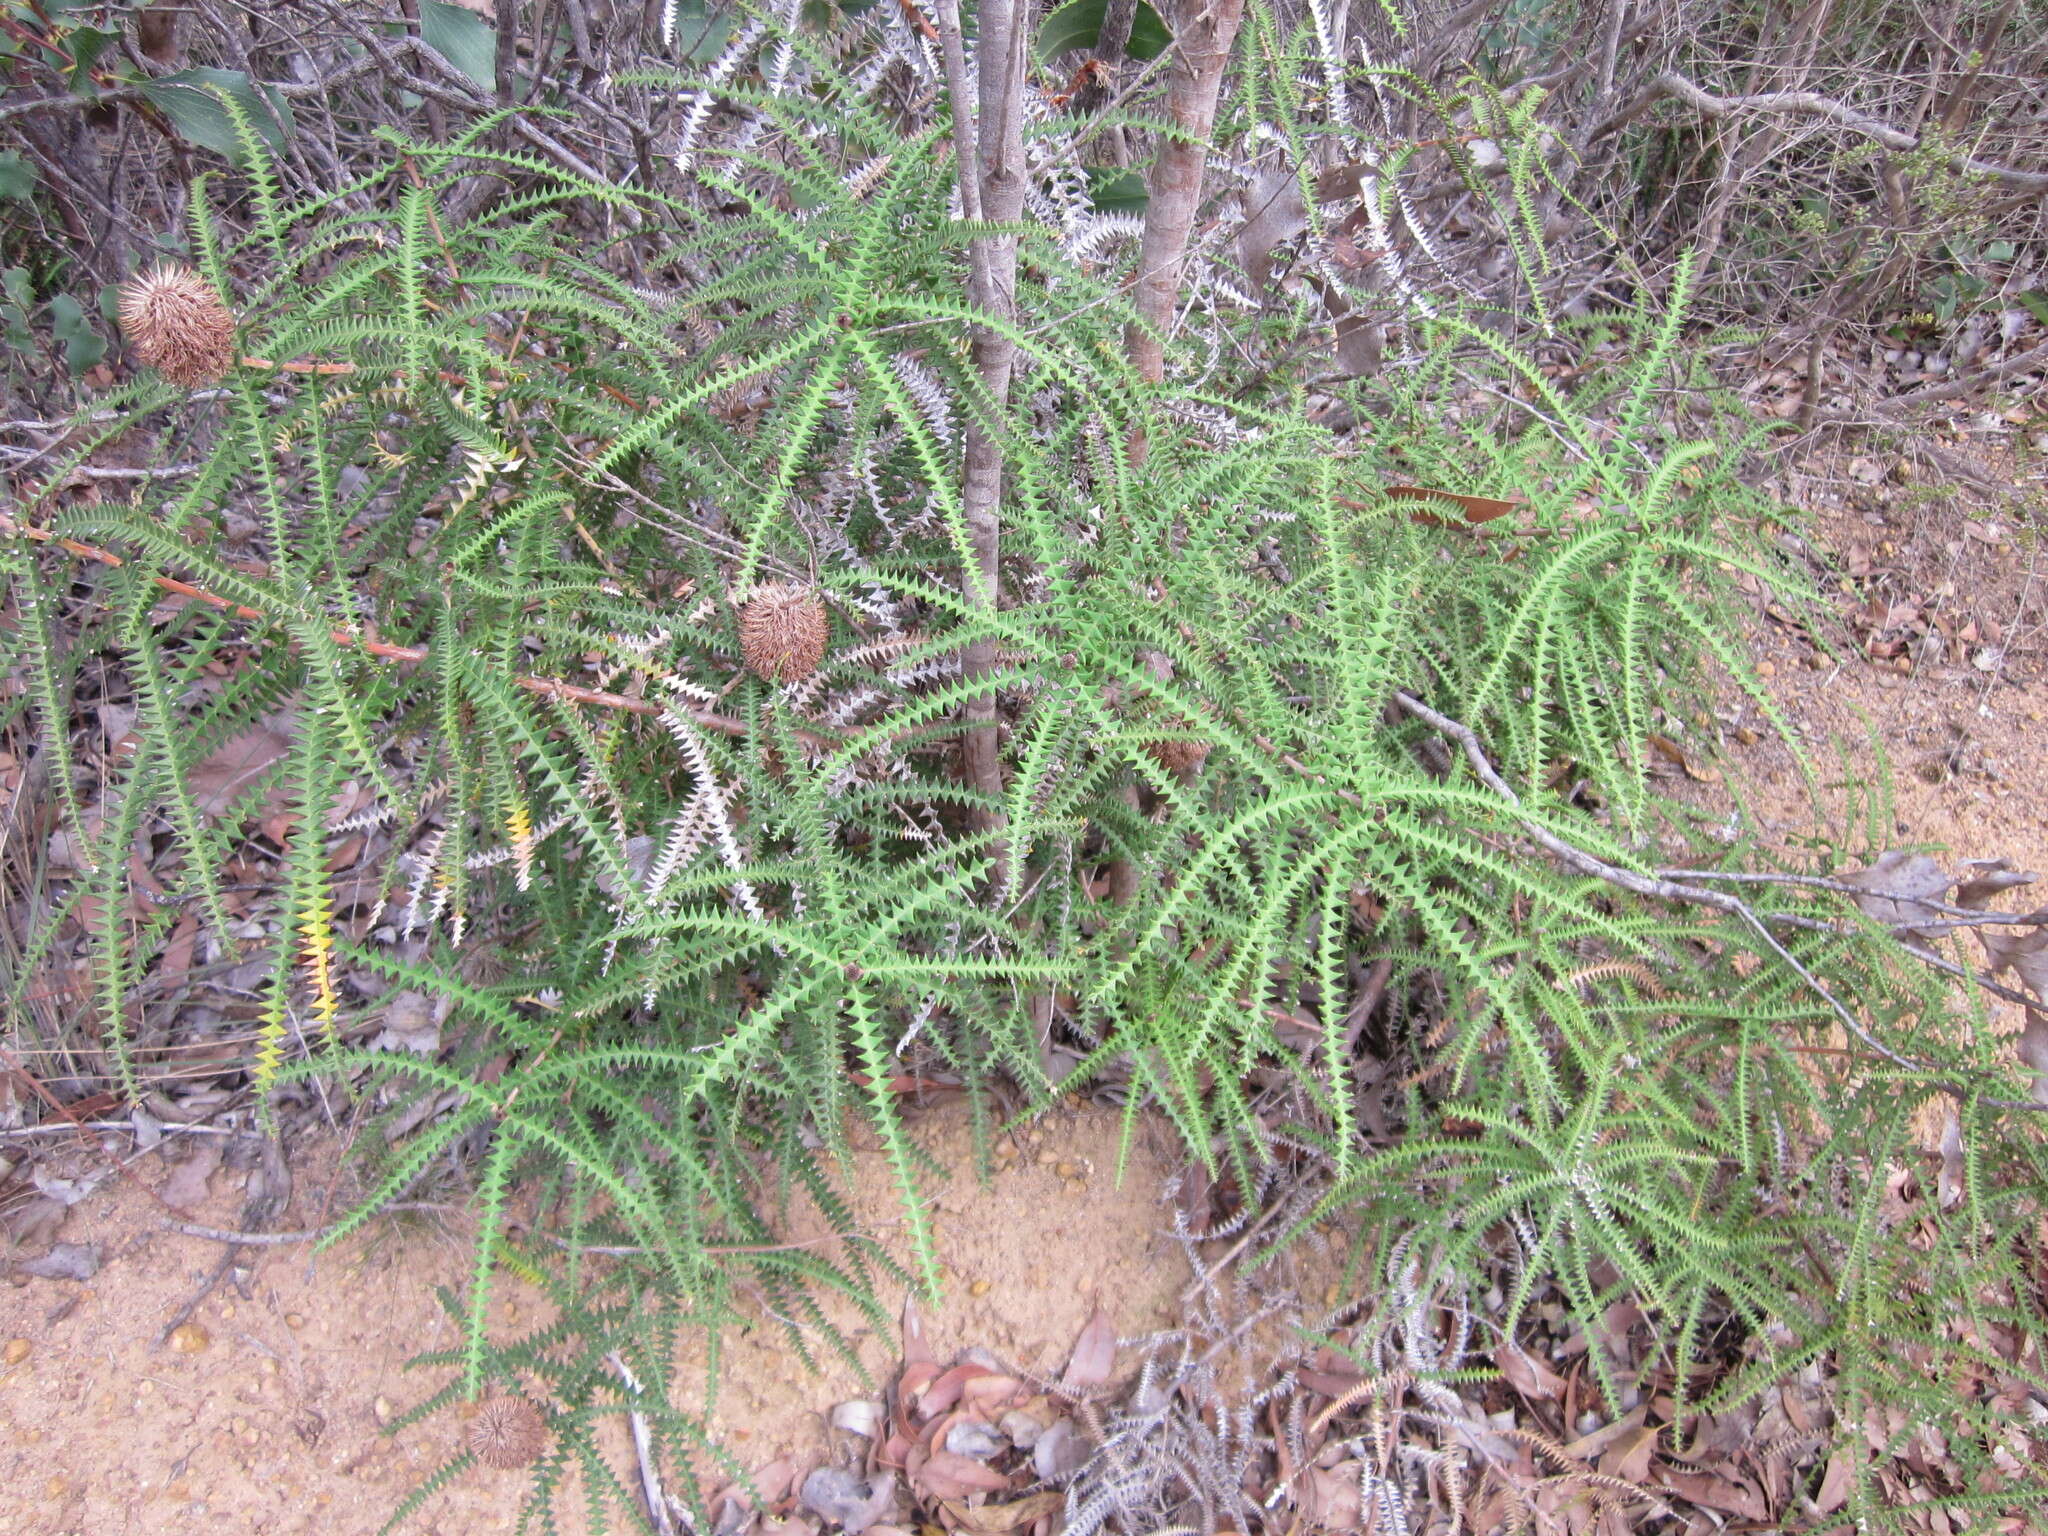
[117,264,236,387]
[468,1394,548,1469]
[738,581,829,684]
[1142,734,1212,779]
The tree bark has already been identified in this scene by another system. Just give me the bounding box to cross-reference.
[938,0,1029,886]
[1124,0,1246,421]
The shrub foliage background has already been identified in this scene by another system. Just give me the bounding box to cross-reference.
[2,0,2045,1529]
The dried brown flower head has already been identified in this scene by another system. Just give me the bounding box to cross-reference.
[1142,734,1212,779]
[468,1394,547,1469]
[117,264,236,386]
[738,581,829,684]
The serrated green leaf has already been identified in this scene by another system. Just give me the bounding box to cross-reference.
[419,0,497,90]
[138,69,294,163]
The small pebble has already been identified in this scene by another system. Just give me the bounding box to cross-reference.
[45,1475,66,1498]
[284,1313,306,1330]
[1035,1150,1057,1166]
[2,1338,29,1365]
[970,1279,992,1298]
[169,1324,210,1355]
[1064,1179,1086,1197]
[1055,1161,1080,1179]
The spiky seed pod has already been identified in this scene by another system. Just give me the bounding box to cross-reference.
[1143,735,1212,779]
[738,581,829,684]
[468,1395,548,1469]
[116,265,236,387]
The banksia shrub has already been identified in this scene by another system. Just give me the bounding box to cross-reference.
[117,265,236,386]
[738,581,829,683]
[468,1394,548,1469]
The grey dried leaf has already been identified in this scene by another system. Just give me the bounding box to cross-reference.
[1953,858,2038,909]
[1061,1304,1116,1390]
[1031,1417,1088,1481]
[997,1407,1047,1450]
[594,835,656,902]
[799,1468,897,1534]
[17,1242,100,1281]
[2021,1011,2048,1108]
[372,990,446,1056]
[187,712,296,819]
[30,1166,108,1207]
[159,1138,224,1212]
[829,1399,883,1438]
[1840,851,1951,941]
[943,1417,1006,1460]
[1977,923,2048,998]
[17,1236,99,1286]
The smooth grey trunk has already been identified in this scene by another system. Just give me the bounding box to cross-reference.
[1124,0,1246,418]
[1106,0,1243,909]
[938,0,1028,882]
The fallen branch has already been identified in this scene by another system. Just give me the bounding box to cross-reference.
[1383,691,2048,1113]
[1595,72,2048,193]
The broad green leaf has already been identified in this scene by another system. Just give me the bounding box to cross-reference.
[1086,166,1149,214]
[49,293,107,377]
[666,0,734,63]
[139,69,294,163]
[62,25,121,94]
[0,153,34,202]
[419,0,497,90]
[1037,0,1168,63]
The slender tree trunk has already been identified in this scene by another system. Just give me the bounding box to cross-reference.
[1124,0,1246,426]
[939,0,1029,886]
[1105,0,1244,908]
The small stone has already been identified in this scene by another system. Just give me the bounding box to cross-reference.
[970,1279,992,1298]
[284,1313,305,1330]
[259,1358,280,1377]
[169,1323,210,1354]
[1754,659,1775,679]
[373,1395,394,1424]
[45,1475,66,1498]
[994,1137,1017,1158]
[1064,1179,1086,1197]
[1055,1161,1080,1179]
[2,1338,29,1365]
[1035,1150,1057,1166]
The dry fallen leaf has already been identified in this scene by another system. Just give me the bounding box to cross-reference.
[800,1469,896,1534]
[15,1242,100,1282]
[159,1138,224,1212]
[1061,1304,1116,1391]
[1646,732,1721,783]
[938,1492,1062,1534]
[1497,1342,1566,1401]
[2019,1011,2048,1108]
[1840,851,1952,943]
[188,712,297,819]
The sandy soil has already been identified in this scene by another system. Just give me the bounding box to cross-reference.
[0,1099,1200,1536]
